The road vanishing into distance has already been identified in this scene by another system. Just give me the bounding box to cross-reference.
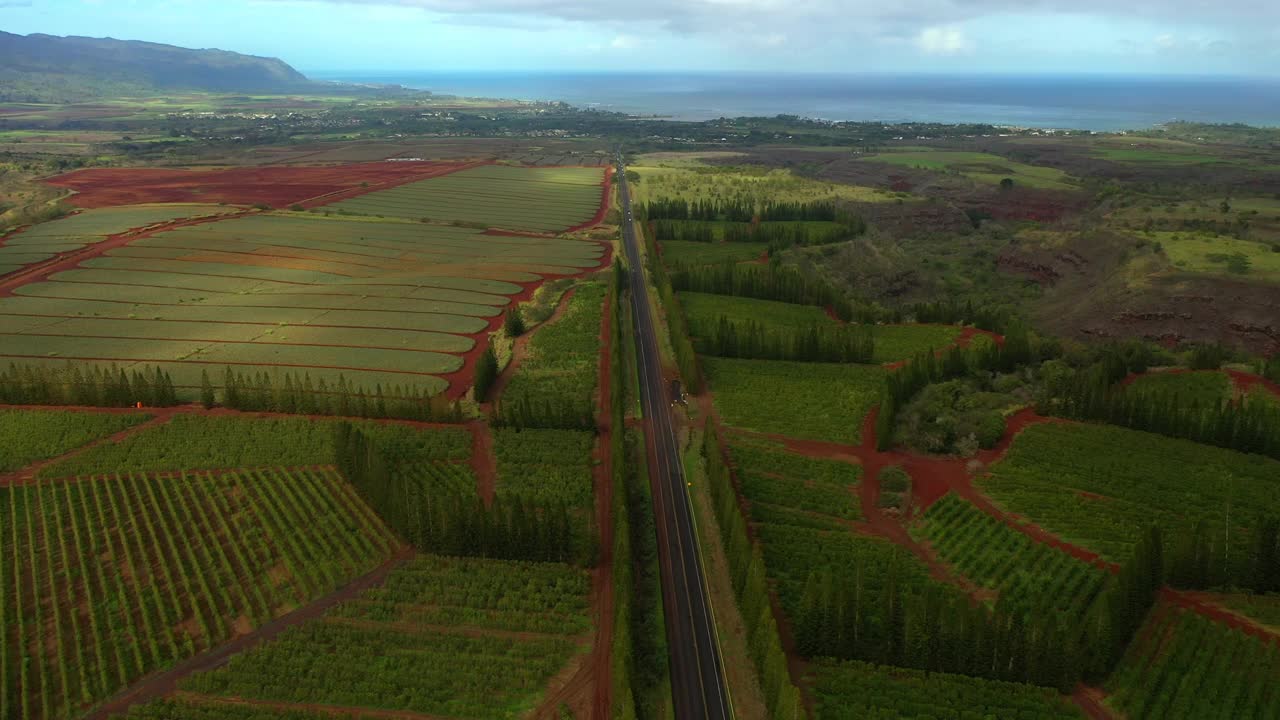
[616,162,732,720]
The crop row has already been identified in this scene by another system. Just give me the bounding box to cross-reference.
[727,438,862,525]
[0,467,397,720]
[703,356,884,443]
[810,659,1085,720]
[176,553,590,718]
[980,422,1280,562]
[1105,603,1280,720]
[39,414,471,479]
[493,428,596,508]
[915,494,1111,620]
[0,409,149,473]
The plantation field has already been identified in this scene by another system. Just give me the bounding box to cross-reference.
[0,409,150,472]
[0,213,608,399]
[630,166,897,207]
[862,151,1076,190]
[915,494,1110,620]
[493,428,595,508]
[39,414,471,479]
[1106,604,1280,720]
[1212,592,1280,631]
[979,423,1280,562]
[0,204,230,275]
[1126,370,1233,405]
[727,436,862,528]
[703,357,884,443]
[178,553,590,719]
[811,659,1084,720]
[500,282,605,417]
[0,467,398,720]
[323,164,607,233]
[870,325,964,364]
[660,240,769,266]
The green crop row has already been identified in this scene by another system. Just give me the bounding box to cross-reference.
[0,409,150,472]
[915,494,1111,620]
[727,437,863,525]
[0,467,397,720]
[493,428,595,508]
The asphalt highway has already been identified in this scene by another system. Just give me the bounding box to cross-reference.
[616,162,732,720]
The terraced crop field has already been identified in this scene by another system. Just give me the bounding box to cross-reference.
[323,164,609,233]
[0,213,607,399]
[169,554,591,719]
[0,205,230,276]
[0,467,399,720]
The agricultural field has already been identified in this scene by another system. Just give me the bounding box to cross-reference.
[1149,231,1280,282]
[45,162,467,208]
[174,553,591,719]
[861,150,1076,190]
[0,467,399,720]
[629,165,897,207]
[726,437,862,528]
[659,239,769,267]
[1125,370,1233,405]
[978,422,1280,562]
[810,659,1085,720]
[0,204,230,276]
[0,213,607,399]
[702,357,884,443]
[499,282,605,415]
[1210,592,1280,631]
[323,164,608,233]
[0,409,150,472]
[493,428,595,508]
[914,494,1110,620]
[1105,604,1280,720]
[38,414,471,479]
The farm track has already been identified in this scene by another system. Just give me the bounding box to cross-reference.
[86,546,415,720]
[468,420,498,506]
[0,408,177,486]
[483,287,579,405]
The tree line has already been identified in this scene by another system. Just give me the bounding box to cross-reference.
[493,390,595,431]
[1044,362,1280,460]
[1165,515,1280,593]
[694,315,875,364]
[217,368,463,423]
[641,198,838,223]
[910,300,1013,335]
[334,422,589,565]
[0,362,178,407]
[646,233,705,394]
[670,262,857,322]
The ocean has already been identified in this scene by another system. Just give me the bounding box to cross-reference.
[307,71,1280,132]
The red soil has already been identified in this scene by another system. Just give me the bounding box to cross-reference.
[1118,367,1280,401]
[46,161,475,209]
[1072,686,1119,720]
[0,408,177,486]
[469,420,498,507]
[482,288,578,406]
[1164,588,1280,644]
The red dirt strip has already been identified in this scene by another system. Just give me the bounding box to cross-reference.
[564,166,615,234]
[483,287,578,406]
[468,419,498,507]
[0,408,177,486]
[86,547,415,720]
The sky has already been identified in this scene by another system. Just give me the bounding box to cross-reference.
[2,0,1279,76]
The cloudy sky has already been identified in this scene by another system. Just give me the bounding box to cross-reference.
[3,0,1278,75]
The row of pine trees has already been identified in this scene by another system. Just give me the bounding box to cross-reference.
[694,315,876,364]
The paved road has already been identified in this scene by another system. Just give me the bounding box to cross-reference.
[616,162,731,720]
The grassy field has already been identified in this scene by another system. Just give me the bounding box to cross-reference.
[0,409,150,472]
[811,660,1084,720]
[660,240,769,266]
[862,151,1076,190]
[1105,603,1280,720]
[0,467,398,720]
[0,213,607,399]
[1151,231,1280,282]
[727,436,862,528]
[703,357,884,443]
[324,164,606,233]
[979,422,1280,562]
[175,553,590,719]
[0,204,232,275]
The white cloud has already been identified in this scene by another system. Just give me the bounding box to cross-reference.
[916,25,972,55]
[609,33,637,49]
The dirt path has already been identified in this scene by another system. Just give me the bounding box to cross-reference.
[171,691,454,720]
[1163,588,1280,644]
[0,407,180,486]
[87,547,415,720]
[469,420,498,507]
[564,167,614,234]
[1072,686,1119,720]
